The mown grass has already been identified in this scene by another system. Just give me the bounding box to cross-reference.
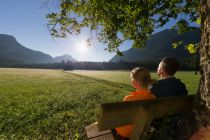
[0,68,200,139]
[0,68,131,139]
[70,70,200,94]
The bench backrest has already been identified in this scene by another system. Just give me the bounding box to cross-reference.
[98,95,195,131]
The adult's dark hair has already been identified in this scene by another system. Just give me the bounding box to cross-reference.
[161,57,180,76]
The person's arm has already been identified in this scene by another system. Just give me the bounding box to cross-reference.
[181,82,188,95]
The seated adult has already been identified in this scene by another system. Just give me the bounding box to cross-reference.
[151,57,188,97]
[150,58,195,139]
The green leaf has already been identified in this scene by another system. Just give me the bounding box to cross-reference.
[196,17,201,25]
[116,50,124,56]
[185,43,198,54]
[172,43,178,49]
[172,41,183,49]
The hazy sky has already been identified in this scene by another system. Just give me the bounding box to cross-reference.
[0,0,198,62]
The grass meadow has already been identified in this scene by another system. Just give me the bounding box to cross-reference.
[70,70,200,94]
[0,68,200,139]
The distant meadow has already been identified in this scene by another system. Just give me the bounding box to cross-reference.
[70,70,200,94]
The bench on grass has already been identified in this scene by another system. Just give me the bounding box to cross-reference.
[85,95,195,140]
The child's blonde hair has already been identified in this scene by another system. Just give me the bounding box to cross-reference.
[130,67,152,88]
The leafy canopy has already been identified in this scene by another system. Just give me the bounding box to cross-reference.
[47,0,199,53]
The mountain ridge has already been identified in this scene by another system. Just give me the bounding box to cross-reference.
[0,34,76,64]
[109,29,200,63]
[54,54,76,63]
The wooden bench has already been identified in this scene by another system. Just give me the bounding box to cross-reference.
[85,95,195,140]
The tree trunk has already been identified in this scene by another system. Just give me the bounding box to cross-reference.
[197,0,210,126]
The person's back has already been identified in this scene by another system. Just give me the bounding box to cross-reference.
[150,58,192,140]
[151,57,188,97]
[115,67,155,139]
[151,77,187,97]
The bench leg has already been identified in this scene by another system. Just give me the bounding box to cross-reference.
[130,107,154,140]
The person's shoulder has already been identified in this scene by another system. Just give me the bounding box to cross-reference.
[153,77,186,88]
[151,79,166,88]
[151,78,173,97]
[158,77,181,84]
[153,78,169,84]
[172,77,186,85]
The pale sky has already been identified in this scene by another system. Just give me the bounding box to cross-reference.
[0,0,117,62]
[0,0,198,62]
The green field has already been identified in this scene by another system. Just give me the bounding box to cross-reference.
[0,68,200,139]
[70,70,200,94]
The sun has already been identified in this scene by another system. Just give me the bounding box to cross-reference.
[76,41,88,54]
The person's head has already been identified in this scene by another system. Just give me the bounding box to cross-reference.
[157,57,180,77]
[130,67,152,89]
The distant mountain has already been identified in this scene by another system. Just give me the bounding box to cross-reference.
[0,34,76,64]
[53,54,76,63]
[109,29,200,64]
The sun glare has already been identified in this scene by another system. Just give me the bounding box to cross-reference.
[76,41,89,54]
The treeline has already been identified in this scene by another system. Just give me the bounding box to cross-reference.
[0,59,197,71]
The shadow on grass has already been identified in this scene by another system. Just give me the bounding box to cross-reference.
[65,71,133,91]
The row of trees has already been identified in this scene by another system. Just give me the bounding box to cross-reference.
[0,59,198,71]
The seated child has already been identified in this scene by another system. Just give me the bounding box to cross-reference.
[115,67,156,139]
